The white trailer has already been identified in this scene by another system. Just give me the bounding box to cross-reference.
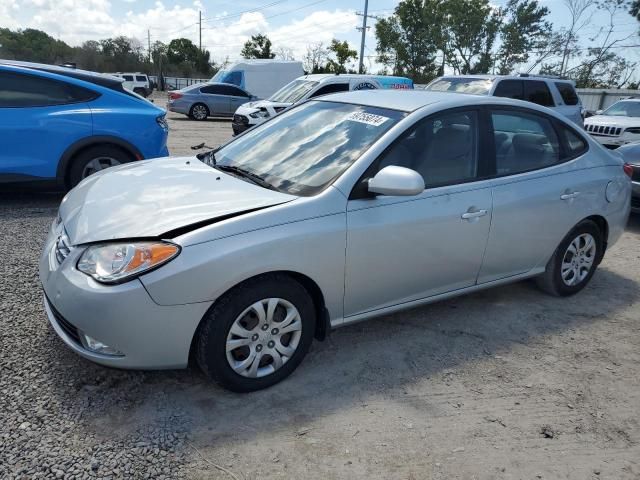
[210,60,304,99]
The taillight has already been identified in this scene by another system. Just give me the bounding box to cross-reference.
[168,92,182,100]
[623,163,634,178]
[156,114,168,131]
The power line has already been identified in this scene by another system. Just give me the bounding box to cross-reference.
[201,0,293,23]
[201,0,331,30]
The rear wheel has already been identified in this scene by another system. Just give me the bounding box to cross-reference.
[189,103,209,121]
[68,145,133,188]
[133,87,148,97]
[196,274,316,392]
[536,220,603,296]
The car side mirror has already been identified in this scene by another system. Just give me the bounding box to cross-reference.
[368,166,425,196]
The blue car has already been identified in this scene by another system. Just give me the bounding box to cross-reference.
[0,61,169,189]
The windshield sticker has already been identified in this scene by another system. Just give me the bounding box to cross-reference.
[346,112,390,126]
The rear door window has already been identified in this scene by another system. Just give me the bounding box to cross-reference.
[123,75,134,81]
[310,83,350,98]
[0,71,98,107]
[200,84,224,95]
[491,109,560,175]
[220,85,249,97]
[555,82,579,105]
[135,75,147,82]
[493,80,524,100]
[524,81,554,107]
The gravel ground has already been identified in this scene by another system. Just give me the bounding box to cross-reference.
[1,104,639,479]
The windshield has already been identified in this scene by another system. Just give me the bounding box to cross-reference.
[426,77,493,95]
[269,79,319,103]
[212,100,404,196]
[210,70,226,82]
[602,101,640,117]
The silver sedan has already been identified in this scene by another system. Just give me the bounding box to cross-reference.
[40,90,631,392]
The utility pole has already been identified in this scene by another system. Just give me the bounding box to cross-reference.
[357,0,368,74]
[199,10,202,52]
[147,29,151,63]
[356,4,380,74]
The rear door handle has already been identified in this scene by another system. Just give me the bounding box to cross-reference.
[461,209,488,220]
[560,191,580,200]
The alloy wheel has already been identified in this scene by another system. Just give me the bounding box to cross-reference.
[192,104,208,120]
[225,298,302,378]
[561,233,596,286]
[81,156,121,179]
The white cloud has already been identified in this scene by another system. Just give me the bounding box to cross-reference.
[3,1,363,67]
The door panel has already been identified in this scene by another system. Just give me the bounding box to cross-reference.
[203,94,227,115]
[345,187,492,317]
[478,170,583,283]
[0,104,92,180]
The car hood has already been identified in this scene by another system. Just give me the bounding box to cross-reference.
[586,115,640,127]
[240,100,292,113]
[59,156,296,245]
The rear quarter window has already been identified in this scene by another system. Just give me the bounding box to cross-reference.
[559,124,588,158]
[524,81,554,107]
[555,82,579,106]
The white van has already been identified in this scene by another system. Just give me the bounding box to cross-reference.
[232,73,414,135]
[210,60,303,100]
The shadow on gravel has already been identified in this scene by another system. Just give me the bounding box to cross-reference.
[625,213,640,234]
[40,263,638,448]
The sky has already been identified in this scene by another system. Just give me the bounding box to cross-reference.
[1,0,639,74]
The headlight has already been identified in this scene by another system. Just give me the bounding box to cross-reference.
[77,241,180,284]
[249,110,269,119]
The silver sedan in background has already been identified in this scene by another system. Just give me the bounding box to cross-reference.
[40,91,631,392]
[167,82,256,120]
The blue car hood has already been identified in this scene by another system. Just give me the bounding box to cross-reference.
[59,156,296,245]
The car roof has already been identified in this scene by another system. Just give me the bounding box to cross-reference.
[435,74,576,85]
[315,89,565,114]
[300,73,409,82]
[0,59,125,89]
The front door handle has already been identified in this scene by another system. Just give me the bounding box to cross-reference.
[560,191,580,200]
[461,209,488,220]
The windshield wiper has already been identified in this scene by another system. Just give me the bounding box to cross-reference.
[196,149,218,166]
[216,165,279,191]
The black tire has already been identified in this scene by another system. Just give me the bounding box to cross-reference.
[189,103,209,121]
[196,274,316,392]
[133,87,148,98]
[68,145,133,188]
[535,220,603,296]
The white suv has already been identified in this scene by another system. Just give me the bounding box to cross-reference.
[426,74,583,126]
[109,72,152,97]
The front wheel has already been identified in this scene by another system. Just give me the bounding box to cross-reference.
[196,274,316,392]
[536,220,603,296]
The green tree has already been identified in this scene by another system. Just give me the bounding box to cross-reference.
[375,0,445,82]
[166,38,212,76]
[0,28,72,64]
[496,0,551,74]
[443,0,503,74]
[241,34,275,59]
[326,39,357,73]
[166,38,200,65]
